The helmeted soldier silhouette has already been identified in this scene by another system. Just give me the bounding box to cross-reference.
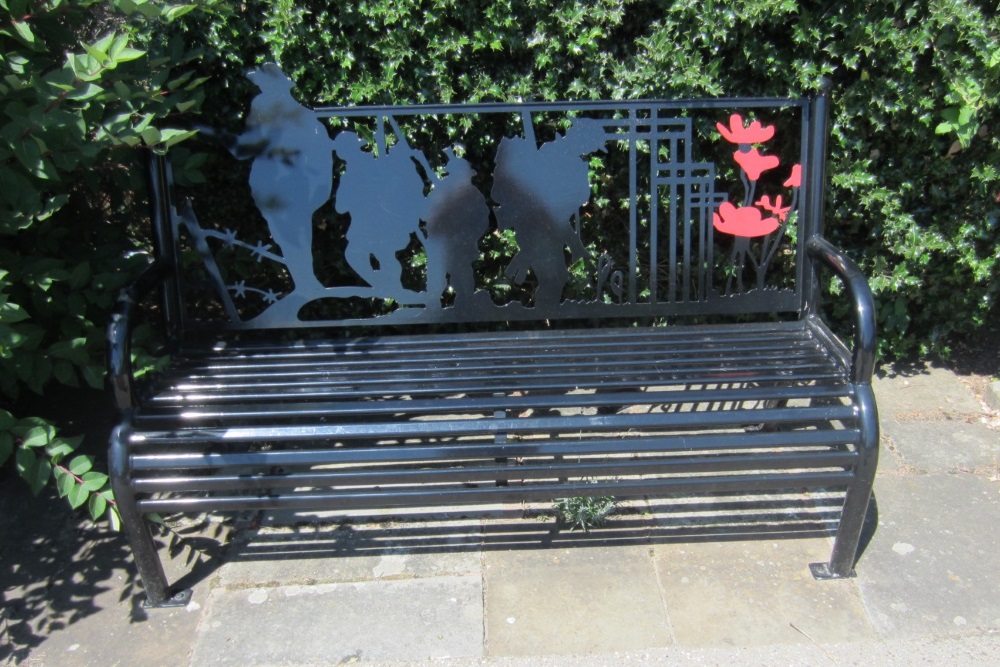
[422,148,490,307]
[491,117,607,308]
[238,63,333,295]
[331,131,428,298]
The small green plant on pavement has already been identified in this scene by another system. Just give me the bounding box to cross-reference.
[555,489,617,532]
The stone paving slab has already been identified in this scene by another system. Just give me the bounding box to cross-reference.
[356,632,1000,666]
[191,575,484,667]
[483,544,672,656]
[219,519,483,588]
[882,419,1000,474]
[857,473,1000,637]
[652,537,876,647]
[874,365,983,419]
[0,486,206,667]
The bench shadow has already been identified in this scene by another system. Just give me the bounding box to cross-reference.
[213,489,878,573]
[0,481,136,664]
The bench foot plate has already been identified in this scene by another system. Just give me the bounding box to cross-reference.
[809,562,856,580]
[142,589,193,609]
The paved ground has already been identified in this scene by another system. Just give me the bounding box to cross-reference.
[3,363,999,666]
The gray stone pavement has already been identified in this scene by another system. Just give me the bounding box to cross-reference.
[3,363,1000,666]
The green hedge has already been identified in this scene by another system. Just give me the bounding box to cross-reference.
[179,0,1000,356]
[1,0,219,522]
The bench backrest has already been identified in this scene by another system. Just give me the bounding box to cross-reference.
[152,64,830,334]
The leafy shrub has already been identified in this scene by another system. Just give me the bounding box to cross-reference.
[0,0,218,523]
[556,491,618,532]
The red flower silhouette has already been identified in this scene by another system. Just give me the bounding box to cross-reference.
[716,114,775,144]
[733,148,779,181]
[784,164,802,188]
[755,194,791,221]
[713,202,779,238]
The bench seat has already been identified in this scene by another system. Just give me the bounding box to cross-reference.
[119,320,863,517]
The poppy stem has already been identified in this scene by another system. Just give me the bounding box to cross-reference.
[725,243,739,295]
[760,186,799,276]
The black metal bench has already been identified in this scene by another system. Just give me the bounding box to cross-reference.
[108,64,878,607]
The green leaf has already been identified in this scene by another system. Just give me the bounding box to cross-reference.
[164,4,197,21]
[115,47,146,64]
[11,19,35,46]
[56,467,75,498]
[81,364,104,389]
[69,262,91,290]
[81,471,109,492]
[140,127,162,145]
[68,482,89,509]
[160,128,197,148]
[0,409,15,431]
[89,492,108,520]
[16,447,51,496]
[81,43,109,66]
[68,454,93,475]
[67,83,104,101]
[21,425,55,448]
[45,440,76,461]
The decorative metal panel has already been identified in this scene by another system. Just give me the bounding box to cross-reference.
[171,64,810,329]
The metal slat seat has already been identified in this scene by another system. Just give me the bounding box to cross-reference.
[122,322,861,525]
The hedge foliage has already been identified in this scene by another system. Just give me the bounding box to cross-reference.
[178,0,999,356]
[1,0,220,522]
[1,0,997,522]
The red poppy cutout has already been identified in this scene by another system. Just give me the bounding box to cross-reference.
[755,194,791,221]
[784,164,802,188]
[716,114,775,144]
[733,148,779,181]
[713,202,779,238]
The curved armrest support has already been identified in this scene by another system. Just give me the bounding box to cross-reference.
[806,237,877,385]
[107,260,171,411]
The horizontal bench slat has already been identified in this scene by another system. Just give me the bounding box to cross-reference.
[129,428,861,470]
[134,384,854,424]
[129,404,857,445]
[169,334,824,376]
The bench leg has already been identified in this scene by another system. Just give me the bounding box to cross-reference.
[110,422,190,608]
[810,383,879,579]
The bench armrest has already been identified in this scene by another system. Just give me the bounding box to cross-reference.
[107,260,172,411]
[806,237,877,385]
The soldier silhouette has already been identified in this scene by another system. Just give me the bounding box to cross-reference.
[331,131,428,299]
[235,63,333,295]
[491,117,607,308]
[422,149,490,307]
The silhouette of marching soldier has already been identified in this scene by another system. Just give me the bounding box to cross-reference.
[229,63,333,296]
[331,129,430,301]
[422,148,491,307]
[491,116,607,309]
